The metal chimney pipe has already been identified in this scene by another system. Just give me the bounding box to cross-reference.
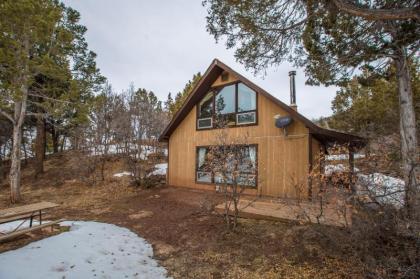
[289,71,297,110]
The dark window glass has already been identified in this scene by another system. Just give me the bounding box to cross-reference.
[238,83,256,112]
[197,147,212,182]
[198,92,214,118]
[238,146,257,172]
[215,113,236,127]
[198,118,212,129]
[197,82,257,129]
[215,85,235,114]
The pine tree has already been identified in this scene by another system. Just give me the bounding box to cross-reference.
[164,93,174,113]
[330,62,420,137]
[204,0,419,219]
[0,0,104,202]
[168,72,201,117]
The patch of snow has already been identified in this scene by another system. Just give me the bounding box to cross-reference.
[89,144,161,160]
[113,171,133,177]
[0,221,170,279]
[90,144,121,156]
[357,173,405,208]
[0,220,43,234]
[148,163,167,176]
[325,164,360,175]
[326,153,365,161]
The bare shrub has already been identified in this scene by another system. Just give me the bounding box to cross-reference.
[289,140,419,277]
[201,126,258,230]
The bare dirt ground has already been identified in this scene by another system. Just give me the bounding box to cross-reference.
[0,152,401,278]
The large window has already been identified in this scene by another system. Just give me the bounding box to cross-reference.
[215,84,235,114]
[197,82,257,129]
[238,83,256,112]
[197,91,214,128]
[198,91,214,117]
[196,145,257,187]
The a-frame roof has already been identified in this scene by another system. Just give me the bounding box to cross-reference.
[159,59,365,147]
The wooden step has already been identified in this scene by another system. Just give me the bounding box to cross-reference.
[215,199,352,227]
[0,219,65,243]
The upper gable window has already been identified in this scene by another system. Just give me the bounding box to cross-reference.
[216,84,235,114]
[198,91,214,118]
[238,83,256,112]
[197,82,257,129]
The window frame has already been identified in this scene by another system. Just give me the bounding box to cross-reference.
[195,144,258,188]
[196,81,258,130]
[197,117,213,129]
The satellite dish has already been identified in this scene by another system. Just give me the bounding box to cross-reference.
[275,116,293,128]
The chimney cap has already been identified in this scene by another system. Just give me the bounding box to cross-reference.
[289,70,296,76]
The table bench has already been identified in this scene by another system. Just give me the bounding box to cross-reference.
[0,201,63,243]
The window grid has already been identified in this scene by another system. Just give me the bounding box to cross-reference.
[197,82,258,130]
[195,144,258,188]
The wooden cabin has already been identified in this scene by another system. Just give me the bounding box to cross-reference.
[159,59,364,199]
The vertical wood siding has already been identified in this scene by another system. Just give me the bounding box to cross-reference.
[168,88,311,198]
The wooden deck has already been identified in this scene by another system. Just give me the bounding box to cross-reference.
[215,197,352,227]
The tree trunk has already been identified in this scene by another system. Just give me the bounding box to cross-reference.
[10,89,28,203]
[22,135,28,166]
[51,126,59,153]
[60,136,66,152]
[395,50,419,220]
[0,153,3,184]
[34,115,46,177]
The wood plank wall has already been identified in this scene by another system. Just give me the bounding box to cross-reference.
[168,75,311,198]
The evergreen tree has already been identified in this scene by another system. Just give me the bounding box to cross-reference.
[0,0,64,202]
[164,93,174,113]
[0,0,104,202]
[168,72,201,117]
[330,62,420,137]
[204,0,419,219]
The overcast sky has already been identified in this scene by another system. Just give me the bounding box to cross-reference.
[64,0,338,119]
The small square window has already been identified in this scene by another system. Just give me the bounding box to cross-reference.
[237,112,256,125]
[198,117,212,129]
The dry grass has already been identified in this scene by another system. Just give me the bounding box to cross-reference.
[1,151,414,278]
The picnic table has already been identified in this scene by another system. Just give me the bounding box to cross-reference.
[0,201,63,242]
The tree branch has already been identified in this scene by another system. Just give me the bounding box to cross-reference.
[408,44,419,59]
[332,0,420,20]
[25,112,47,117]
[259,18,307,32]
[28,93,74,104]
[0,108,15,124]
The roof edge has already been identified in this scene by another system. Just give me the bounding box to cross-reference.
[159,59,365,147]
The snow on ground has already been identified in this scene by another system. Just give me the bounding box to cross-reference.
[0,220,43,234]
[357,173,405,208]
[324,164,360,175]
[326,153,365,161]
[322,163,404,208]
[0,221,170,279]
[90,144,166,160]
[113,171,133,177]
[149,163,167,176]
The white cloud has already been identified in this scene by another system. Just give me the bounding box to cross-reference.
[64,0,338,119]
